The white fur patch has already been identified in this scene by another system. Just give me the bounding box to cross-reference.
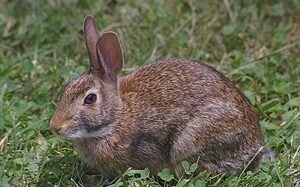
[66,126,115,139]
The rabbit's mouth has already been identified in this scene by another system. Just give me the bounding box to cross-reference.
[50,118,81,139]
[50,113,117,139]
[54,121,116,140]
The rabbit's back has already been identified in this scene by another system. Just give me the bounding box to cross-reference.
[118,58,264,173]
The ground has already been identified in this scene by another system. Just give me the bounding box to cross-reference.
[0,0,299,186]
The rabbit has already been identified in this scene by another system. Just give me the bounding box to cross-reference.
[50,15,269,178]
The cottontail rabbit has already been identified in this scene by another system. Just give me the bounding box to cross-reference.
[50,16,268,178]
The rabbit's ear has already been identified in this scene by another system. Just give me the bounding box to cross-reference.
[83,15,104,73]
[97,32,124,82]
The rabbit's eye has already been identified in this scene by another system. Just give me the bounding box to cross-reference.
[84,93,97,104]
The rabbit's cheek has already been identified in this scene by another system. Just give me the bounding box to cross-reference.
[64,129,87,139]
[76,114,116,138]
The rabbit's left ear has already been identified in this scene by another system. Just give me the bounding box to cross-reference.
[97,32,124,83]
[83,16,104,73]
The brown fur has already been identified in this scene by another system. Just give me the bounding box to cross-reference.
[50,16,266,179]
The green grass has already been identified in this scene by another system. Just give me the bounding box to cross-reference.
[0,0,299,186]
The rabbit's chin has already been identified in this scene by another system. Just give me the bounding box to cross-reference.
[61,125,115,140]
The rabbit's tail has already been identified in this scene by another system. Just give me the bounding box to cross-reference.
[262,146,275,161]
[244,145,274,172]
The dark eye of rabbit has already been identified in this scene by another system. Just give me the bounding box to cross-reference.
[84,93,97,104]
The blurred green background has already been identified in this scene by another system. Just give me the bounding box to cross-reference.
[0,0,299,186]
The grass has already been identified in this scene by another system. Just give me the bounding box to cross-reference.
[0,0,299,186]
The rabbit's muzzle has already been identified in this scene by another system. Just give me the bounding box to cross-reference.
[50,116,61,135]
[50,114,77,137]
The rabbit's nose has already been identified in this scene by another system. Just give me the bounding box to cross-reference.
[50,117,62,134]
